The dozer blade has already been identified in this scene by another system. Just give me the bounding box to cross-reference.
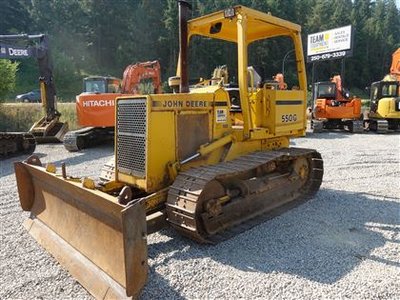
[14,159,148,299]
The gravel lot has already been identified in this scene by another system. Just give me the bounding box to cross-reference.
[1,132,399,299]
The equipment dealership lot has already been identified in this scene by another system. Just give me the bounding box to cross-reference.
[1,132,399,299]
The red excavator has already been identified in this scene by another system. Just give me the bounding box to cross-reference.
[64,60,162,151]
[312,75,363,133]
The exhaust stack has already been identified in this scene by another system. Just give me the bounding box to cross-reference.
[178,0,191,93]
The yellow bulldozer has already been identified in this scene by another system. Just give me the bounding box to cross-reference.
[14,2,323,298]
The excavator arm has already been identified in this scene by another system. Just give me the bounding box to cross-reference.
[390,48,400,80]
[0,34,68,142]
[0,34,58,119]
[121,60,162,94]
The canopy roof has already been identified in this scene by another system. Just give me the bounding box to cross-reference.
[188,5,301,43]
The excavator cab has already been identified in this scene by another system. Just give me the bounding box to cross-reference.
[369,81,400,113]
[83,76,122,94]
[315,82,336,99]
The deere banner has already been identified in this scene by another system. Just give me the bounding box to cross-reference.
[0,43,32,59]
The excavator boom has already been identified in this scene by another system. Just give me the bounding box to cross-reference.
[390,48,400,79]
[122,60,162,94]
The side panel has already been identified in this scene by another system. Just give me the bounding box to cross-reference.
[146,111,176,191]
[76,93,123,127]
[315,98,361,119]
[115,91,232,193]
[177,114,209,160]
[376,98,400,119]
[264,90,306,136]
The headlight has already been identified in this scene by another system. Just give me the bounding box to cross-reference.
[224,7,235,18]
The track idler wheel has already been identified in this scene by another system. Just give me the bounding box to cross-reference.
[292,157,309,182]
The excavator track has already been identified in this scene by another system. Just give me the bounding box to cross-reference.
[350,120,364,133]
[375,120,389,133]
[344,120,364,133]
[63,127,93,151]
[311,120,324,133]
[0,132,36,159]
[365,119,388,134]
[63,127,114,152]
[166,148,323,243]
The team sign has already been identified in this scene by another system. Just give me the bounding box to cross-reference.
[307,25,353,62]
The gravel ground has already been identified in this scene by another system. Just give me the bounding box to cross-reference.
[1,132,399,299]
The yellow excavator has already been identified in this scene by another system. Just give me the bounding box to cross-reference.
[0,34,68,158]
[363,48,400,132]
[14,2,323,298]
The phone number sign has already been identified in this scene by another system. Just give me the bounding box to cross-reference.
[307,25,353,63]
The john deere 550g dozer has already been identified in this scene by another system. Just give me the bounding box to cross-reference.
[14,2,323,298]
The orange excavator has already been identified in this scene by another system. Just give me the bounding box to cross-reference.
[311,75,363,133]
[64,61,162,151]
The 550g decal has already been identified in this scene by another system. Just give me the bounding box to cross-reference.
[281,114,298,123]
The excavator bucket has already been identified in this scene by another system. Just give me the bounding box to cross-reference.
[14,157,148,299]
[29,116,69,143]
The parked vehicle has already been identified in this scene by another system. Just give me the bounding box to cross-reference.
[15,89,41,103]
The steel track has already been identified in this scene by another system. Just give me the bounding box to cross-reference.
[166,148,323,243]
[0,132,36,158]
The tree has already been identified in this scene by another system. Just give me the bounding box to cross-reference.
[0,0,32,33]
[1,0,398,96]
[0,60,19,101]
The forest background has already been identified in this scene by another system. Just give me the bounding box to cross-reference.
[1,0,399,101]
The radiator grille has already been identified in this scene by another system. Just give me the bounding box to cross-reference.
[116,98,146,177]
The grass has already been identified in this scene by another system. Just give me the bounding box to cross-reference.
[0,102,78,132]
[0,95,371,132]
